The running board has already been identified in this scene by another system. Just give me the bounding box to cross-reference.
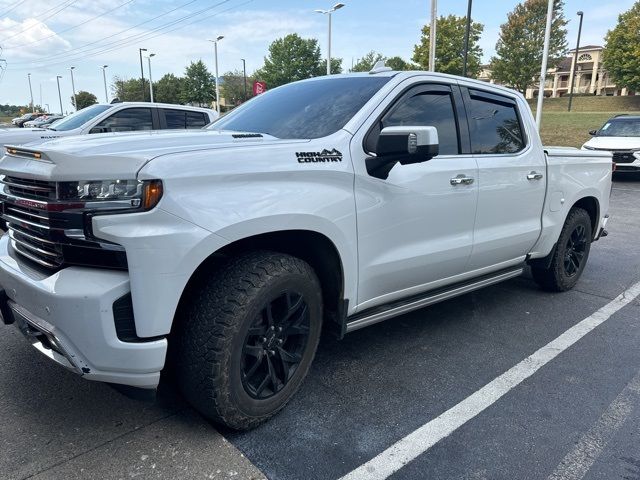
[344,267,524,333]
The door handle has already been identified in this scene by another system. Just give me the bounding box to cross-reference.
[527,171,544,180]
[450,174,474,186]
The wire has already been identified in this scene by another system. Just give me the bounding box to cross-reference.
[0,0,25,17]
[7,0,201,64]
[3,0,136,49]
[0,0,78,42]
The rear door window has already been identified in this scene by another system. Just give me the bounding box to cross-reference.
[162,109,208,129]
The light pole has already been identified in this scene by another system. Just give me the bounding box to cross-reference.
[146,53,156,103]
[241,58,247,102]
[567,11,584,112]
[56,75,63,115]
[208,36,224,114]
[535,0,554,130]
[101,65,109,103]
[27,73,34,112]
[314,3,345,75]
[138,48,147,101]
[429,0,437,71]
[462,0,473,77]
[70,66,77,111]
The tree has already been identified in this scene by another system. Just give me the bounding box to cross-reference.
[352,51,385,72]
[603,1,640,92]
[254,33,341,88]
[386,56,418,71]
[413,14,484,77]
[71,91,97,110]
[181,60,215,107]
[154,73,185,104]
[221,69,254,106]
[490,0,568,94]
[111,76,147,102]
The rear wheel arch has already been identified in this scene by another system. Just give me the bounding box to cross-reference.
[571,196,599,238]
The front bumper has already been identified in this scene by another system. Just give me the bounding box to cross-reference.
[0,235,167,388]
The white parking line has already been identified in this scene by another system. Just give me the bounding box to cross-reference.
[339,280,640,480]
[547,368,640,480]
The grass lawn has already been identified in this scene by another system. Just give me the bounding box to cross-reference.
[537,111,639,148]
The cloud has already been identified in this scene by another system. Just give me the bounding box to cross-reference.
[0,17,71,59]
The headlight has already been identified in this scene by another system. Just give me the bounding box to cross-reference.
[57,179,163,211]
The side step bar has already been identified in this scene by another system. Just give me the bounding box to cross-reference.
[345,267,524,333]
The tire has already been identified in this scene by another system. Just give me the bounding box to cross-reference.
[531,207,592,292]
[175,251,323,430]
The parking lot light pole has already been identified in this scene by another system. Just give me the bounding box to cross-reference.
[27,73,34,112]
[314,3,345,76]
[208,36,224,114]
[462,0,473,77]
[429,0,437,71]
[567,11,584,112]
[146,53,156,103]
[70,66,77,111]
[56,75,63,115]
[101,65,109,103]
[241,58,247,102]
[139,48,147,101]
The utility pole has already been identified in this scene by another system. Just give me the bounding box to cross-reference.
[139,48,147,101]
[70,66,77,111]
[101,65,109,103]
[56,75,63,115]
[314,3,345,75]
[241,58,247,102]
[208,36,224,114]
[567,11,584,112]
[535,0,554,130]
[428,0,438,71]
[462,0,473,77]
[27,73,34,112]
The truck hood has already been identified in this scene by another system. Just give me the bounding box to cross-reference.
[582,136,640,150]
[0,127,65,148]
[0,129,309,181]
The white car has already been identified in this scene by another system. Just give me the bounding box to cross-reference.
[582,114,640,173]
[0,70,612,430]
[0,102,218,147]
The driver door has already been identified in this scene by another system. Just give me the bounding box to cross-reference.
[352,82,479,311]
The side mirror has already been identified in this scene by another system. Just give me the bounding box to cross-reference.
[366,126,439,179]
[588,129,597,136]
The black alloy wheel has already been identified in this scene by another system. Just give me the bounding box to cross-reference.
[241,291,311,399]
[563,224,588,277]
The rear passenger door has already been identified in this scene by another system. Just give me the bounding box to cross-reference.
[160,109,209,129]
[461,86,546,270]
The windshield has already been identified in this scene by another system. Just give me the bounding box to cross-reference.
[597,118,640,137]
[49,104,112,131]
[208,76,391,139]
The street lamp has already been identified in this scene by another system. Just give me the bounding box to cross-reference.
[314,3,345,75]
[568,11,584,112]
[208,36,224,114]
[27,73,34,112]
[101,65,109,103]
[240,58,247,102]
[70,66,77,111]
[145,53,156,103]
[462,0,473,77]
[138,48,147,101]
[56,75,63,115]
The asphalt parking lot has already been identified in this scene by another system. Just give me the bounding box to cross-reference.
[2,176,640,480]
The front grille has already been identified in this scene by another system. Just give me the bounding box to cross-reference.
[611,151,636,164]
[0,175,127,271]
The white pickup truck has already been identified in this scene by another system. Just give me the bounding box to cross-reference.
[0,102,217,147]
[0,70,612,430]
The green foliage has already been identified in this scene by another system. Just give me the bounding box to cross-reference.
[352,51,416,72]
[71,91,97,110]
[413,14,484,77]
[154,73,185,104]
[111,76,147,102]
[603,1,640,92]
[181,60,216,107]
[221,69,254,106]
[386,56,418,71]
[254,33,341,88]
[490,0,568,94]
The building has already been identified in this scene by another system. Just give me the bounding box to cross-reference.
[479,45,634,99]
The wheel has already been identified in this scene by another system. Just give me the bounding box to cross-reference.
[175,251,323,430]
[531,207,592,292]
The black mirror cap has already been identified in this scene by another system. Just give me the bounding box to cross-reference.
[398,144,439,164]
[589,129,597,136]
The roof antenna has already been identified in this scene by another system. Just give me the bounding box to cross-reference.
[369,60,392,74]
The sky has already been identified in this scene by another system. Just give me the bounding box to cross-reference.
[0,0,635,113]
